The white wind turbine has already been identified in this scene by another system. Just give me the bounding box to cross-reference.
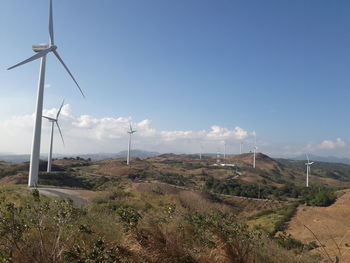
[305,154,314,187]
[216,150,221,164]
[8,0,84,187]
[199,143,203,160]
[253,133,258,168]
[240,141,243,154]
[43,100,65,173]
[224,141,227,161]
[127,124,137,165]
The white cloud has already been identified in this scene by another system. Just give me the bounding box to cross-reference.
[302,138,347,156]
[319,138,346,149]
[206,126,248,140]
[0,105,254,155]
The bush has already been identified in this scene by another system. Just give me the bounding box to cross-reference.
[185,211,263,263]
[116,206,142,231]
[309,191,336,207]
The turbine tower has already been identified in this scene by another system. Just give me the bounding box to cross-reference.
[305,154,314,187]
[199,143,202,160]
[224,141,227,161]
[240,141,243,154]
[216,151,220,164]
[43,100,65,173]
[127,124,137,165]
[7,0,84,187]
[253,133,257,168]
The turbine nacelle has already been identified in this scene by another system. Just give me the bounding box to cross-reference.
[32,44,50,52]
[128,123,137,134]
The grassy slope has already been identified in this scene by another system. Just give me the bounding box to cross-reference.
[0,183,319,263]
[1,154,350,261]
[287,189,350,262]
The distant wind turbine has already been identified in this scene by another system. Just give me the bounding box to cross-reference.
[199,143,203,160]
[43,100,65,173]
[253,133,257,168]
[224,141,227,161]
[305,154,314,187]
[7,0,84,187]
[127,124,137,165]
[240,141,243,154]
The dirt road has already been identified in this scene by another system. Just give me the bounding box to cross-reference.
[38,188,89,206]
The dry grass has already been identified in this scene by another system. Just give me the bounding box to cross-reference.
[287,189,350,262]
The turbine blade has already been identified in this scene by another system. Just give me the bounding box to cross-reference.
[56,121,65,146]
[7,48,51,70]
[56,99,65,119]
[53,50,85,98]
[43,116,55,121]
[306,154,309,162]
[49,0,54,45]
[129,123,132,132]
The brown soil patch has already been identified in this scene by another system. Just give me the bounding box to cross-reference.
[0,173,27,185]
[287,189,350,261]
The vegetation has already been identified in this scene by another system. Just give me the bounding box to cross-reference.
[277,158,350,182]
[0,185,319,263]
[0,154,347,262]
[205,176,337,206]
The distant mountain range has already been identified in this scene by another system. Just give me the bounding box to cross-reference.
[291,154,350,165]
[0,150,160,163]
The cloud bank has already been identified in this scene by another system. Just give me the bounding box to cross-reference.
[2,105,348,158]
[319,138,346,150]
[0,105,254,155]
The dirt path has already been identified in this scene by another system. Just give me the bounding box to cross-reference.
[38,188,90,206]
[286,189,350,261]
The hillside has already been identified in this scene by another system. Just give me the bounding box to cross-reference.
[277,158,350,185]
[287,189,350,262]
[2,153,350,193]
[1,153,350,262]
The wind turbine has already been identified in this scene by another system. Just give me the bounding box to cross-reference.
[127,124,137,165]
[240,141,243,154]
[253,133,257,168]
[43,100,65,173]
[216,151,220,164]
[224,141,227,161]
[305,154,314,187]
[8,0,84,187]
[199,143,203,160]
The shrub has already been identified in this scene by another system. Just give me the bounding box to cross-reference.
[116,206,142,231]
[308,191,336,207]
[185,211,263,263]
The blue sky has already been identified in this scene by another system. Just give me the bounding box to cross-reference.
[1,0,350,156]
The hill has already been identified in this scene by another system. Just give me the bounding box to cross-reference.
[287,189,350,262]
[2,152,350,192]
[277,158,350,184]
[1,153,349,262]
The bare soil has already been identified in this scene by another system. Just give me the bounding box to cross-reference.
[287,189,350,261]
